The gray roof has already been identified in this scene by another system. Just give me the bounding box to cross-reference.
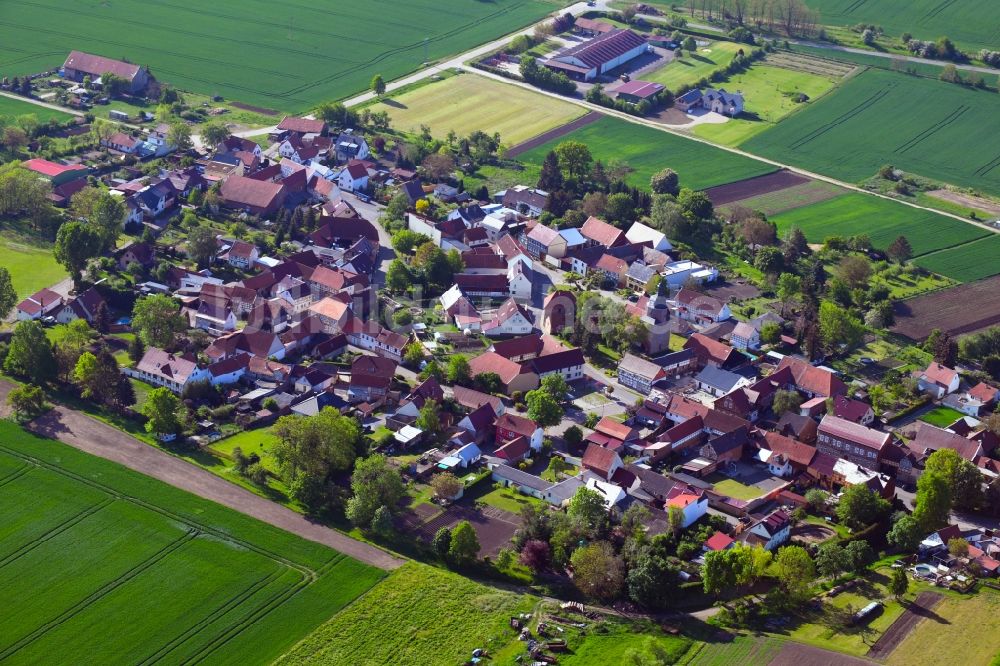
[492,464,551,492]
[626,262,658,283]
[696,365,745,393]
[547,476,585,503]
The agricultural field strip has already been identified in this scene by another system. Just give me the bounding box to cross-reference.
[0,0,556,109]
[0,444,321,575]
[0,444,336,663]
[466,65,1000,248]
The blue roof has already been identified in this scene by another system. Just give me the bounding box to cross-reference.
[559,227,587,246]
[677,89,703,103]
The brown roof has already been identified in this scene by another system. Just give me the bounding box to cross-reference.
[220,175,285,210]
[617,353,664,380]
[344,160,368,179]
[675,288,727,318]
[135,348,199,385]
[63,50,141,81]
[581,216,626,247]
[582,443,620,478]
[496,412,538,437]
[833,396,873,423]
[762,431,817,467]
[595,416,638,442]
[277,116,326,134]
[595,253,627,274]
[684,333,739,367]
[351,354,397,379]
[469,352,531,385]
[487,298,532,327]
[491,334,544,360]
[910,422,983,462]
[455,272,509,293]
[551,29,648,70]
[969,382,999,403]
[818,415,891,452]
[17,287,62,316]
[776,356,847,397]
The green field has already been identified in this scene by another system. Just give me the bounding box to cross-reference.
[743,69,1000,196]
[0,421,383,665]
[692,64,839,145]
[279,561,533,666]
[0,0,560,112]
[377,73,584,146]
[644,41,744,91]
[0,96,73,123]
[0,231,68,301]
[210,427,281,472]
[684,635,783,666]
[920,406,966,427]
[804,0,1000,52]
[769,193,990,258]
[519,115,777,191]
[885,589,1000,666]
[914,235,1000,283]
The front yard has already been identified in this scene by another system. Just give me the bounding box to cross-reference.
[919,406,965,428]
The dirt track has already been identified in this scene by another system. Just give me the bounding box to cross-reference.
[866,591,943,661]
[18,393,403,571]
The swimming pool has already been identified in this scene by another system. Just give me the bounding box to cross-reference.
[914,563,935,576]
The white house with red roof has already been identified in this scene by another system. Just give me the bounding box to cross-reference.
[917,362,961,399]
[16,288,63,321]
[482,298,533,338]
[337,160,369,192]
[666,484,708,528]
[127,348,208,394]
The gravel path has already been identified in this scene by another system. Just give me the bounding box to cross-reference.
[16,391,403,570]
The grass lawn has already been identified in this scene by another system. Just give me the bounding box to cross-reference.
[518,115,777,191]
[885,588,1000,666]
[210,426,281,472]
[559,622,690,665]
[0,95,73,123]
[877,269,956,300]
[707,475,761,501]
[0,0,562,112]
[743,69,1000,197]
[769,193,990,259]
[693,65,839,146]
[0,229,67,301]
[919,406,966,428]
[278,561,533,666]
[477,484,546,514]
[914,235,1000,283]
[644,41,745,91]
[128,377,152,411]
[0,421,384,665]
[377,72,584,146]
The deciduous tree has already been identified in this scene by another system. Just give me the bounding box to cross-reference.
[141,387,182,436]
[131,294,186,348]
[570,541,624,601]
[555,140,592,179]
[4,320,56,384]
[430,472,463,500]
[7,384,47,419]
[54,221,101,286]
[186,224,218,268]
[836,483,890,529]
[0,267,16,317]
[448,520,480,564]
[650,168,679,195]
[346,454,406,529]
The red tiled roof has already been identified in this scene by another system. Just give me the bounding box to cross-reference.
[23,158,87,178]
[344,160,368,179]
[495,436,530,461]
[551,29,648,69]
[277,116,326,134]
[921,362,959,388]
[776,356,847,397]
[17,287,62,316]
[818,415,891,452]
[220,175,285,210]
[595,416,637,442]
[496,412,538,438]
[762,431,816,467]
[581,216,626,247]
[63,50,141,80]
[704,531,734,551]
[582,442,619,478]
[969,382,999,403]
[833,395,872,423]
[469,352,530,385]
[685,333,738,366]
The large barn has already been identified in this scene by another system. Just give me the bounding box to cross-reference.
[61,51,150,93]
[544,29,649,82]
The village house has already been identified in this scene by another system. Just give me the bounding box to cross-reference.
[220,175,287,216]
[742,509,792,551]
[16,288,64,321]
[665,485,708,528]
[349,355,396,403]
[816,414,891,468]
[944,382,1000,417]
[581,443,624,481]
[775,355,847,398]
[917,362,961,398]
[672,288,731,324]
[495,412,544,451]
[337,161,370,192]
[730,321,759,351]
[617,353,667,395]
[127,348,208,394]
[219,240,259,270]
[482,298,533,337]
[55,287,106,326]
[834,395,876,426]
[500,185,548,217]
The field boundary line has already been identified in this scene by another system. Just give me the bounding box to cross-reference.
[185,568,314,665]
[459,65,1000,242]
[0,462,32,488]
[0,529,197,661]
[894,105,969,154]
[0,443,319,578]
[0,497,114,571]
[139,566,292,666]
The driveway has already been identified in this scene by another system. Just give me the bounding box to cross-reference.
[20,394,403,570]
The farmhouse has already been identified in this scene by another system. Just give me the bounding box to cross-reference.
[544,29,650,82]
[917,361,960,398]
[128,348,207,394]
[62,50,150,93]
[674,88,745,116]
[816,414,891,468]
[617,353,666,395]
